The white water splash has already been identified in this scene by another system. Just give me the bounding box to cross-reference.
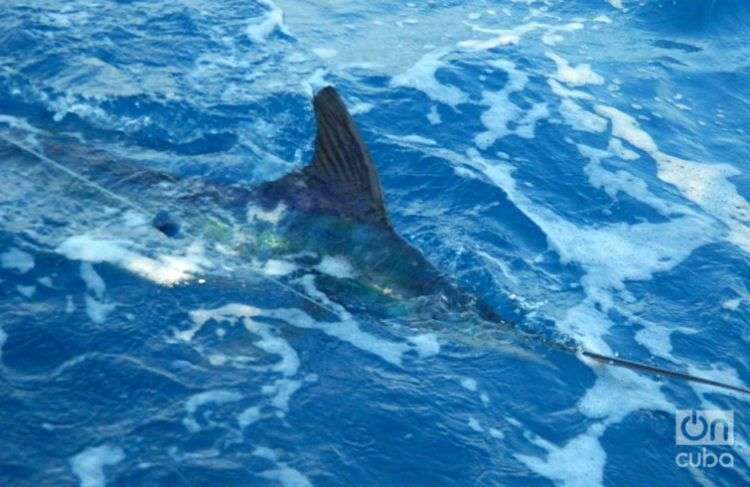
[70,445,125,487]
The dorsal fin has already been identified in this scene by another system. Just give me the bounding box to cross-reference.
[302,86,389,226]
[253,86,390,226]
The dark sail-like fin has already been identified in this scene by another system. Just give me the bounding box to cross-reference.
[305,86,388,225]
[255,86,389,226]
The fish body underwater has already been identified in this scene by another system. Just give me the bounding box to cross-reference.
[1,86,747,394]
[1,87,502,334]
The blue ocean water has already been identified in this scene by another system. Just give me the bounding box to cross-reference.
[1,0,749,485]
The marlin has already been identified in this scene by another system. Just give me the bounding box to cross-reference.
[1,86,747,394]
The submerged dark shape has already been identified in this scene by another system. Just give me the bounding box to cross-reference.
[152,210,181,238]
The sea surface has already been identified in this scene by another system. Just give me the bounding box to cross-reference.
[1,1,749,485]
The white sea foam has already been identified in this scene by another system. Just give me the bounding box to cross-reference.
[262,259,299,277]
[606,137,639,160]
[558,99,607,133]
[467,416,483,432]
[474,60,548,149]
[295,275,412,365]
[315,255,355,279]
[80,263,106,299]
[312,47,338,59]
[254,446,280,461]
[246,0,288,43]
[244,317,300,377]
[722,297,742,311]
[517,423,607,486]
[578,366,672,422]
[183,389,243,433]
[1,247,34,274]
[84,295,116,324]
[515,103,549,139]
[262,378,302,412]
[254,447,312,487]
[657,154,750,243]
[480,393,490,406]
[258,465,312,487]
[184,305,310,418]
[189,304,262,329]
[185,389,243,415]
[548,216,714,313]
[238,405,262,429]
[191,293,411,368]
[390,49,468,106]
[458,22,582,52]
[594,105,657,153]
[458,31,520,50]
[556,302,613,353]
[187,304,300,376]
[546,52,604,87]
[595,104,750,253]
[634,322,697,360]
[460,377,478,391]
[386,134,438,146]
[427,105,442,125]
[489,428,504,439]
[248,203,287,225]
[185,279,435,369]
[57,235,207,286]
[577,144,676,216]
[547,79,594,100]
[349,101,374,115]
[408,333,440,358]
[80,263,115,324]
[47,57,144,103]
[302,68,330,97]
[38,276,53,287]
[70,445,125,487]
[16,285,36,298]
[542,33,564,46]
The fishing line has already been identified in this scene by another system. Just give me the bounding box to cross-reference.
[3,132,748,395]
[0,134,148,214]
